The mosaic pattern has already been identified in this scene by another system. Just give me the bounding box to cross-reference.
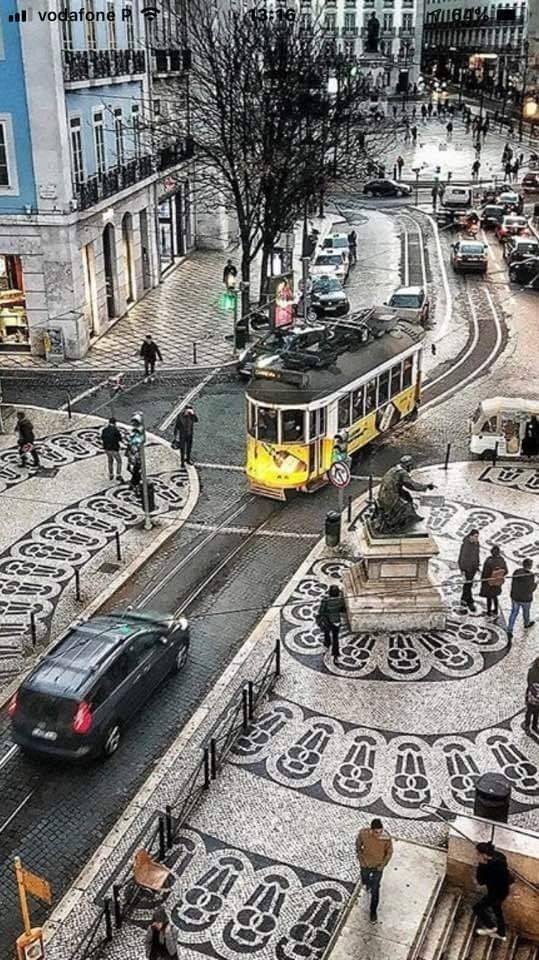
[479,464,539,495]
[125,827,352,960]
[230,700,538,819]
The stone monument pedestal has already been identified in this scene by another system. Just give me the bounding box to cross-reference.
[344,521,448,633]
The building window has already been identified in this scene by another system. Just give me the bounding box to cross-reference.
[70,118,84,187]
[324,13,337,31]
[85,0,97,49]
[61,1,73,50]
[402,13,413,31]
[344,12,356,30]
[131,105,141,156]
[107,2,117,49]
[94,112,106,176]
[0,123,9,186]
[124,3,135,48]
[114,109,124,166]
[383,13,393,30]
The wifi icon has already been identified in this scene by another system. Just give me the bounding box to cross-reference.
[141,5,159,19]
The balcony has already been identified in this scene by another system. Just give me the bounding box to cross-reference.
[63,49,145,84]
[341,26,359,36]
[152,47,190,75]
[424,14,525,30]
[399,26,414,36]
[157,137,194,171]
[323,24,338,37]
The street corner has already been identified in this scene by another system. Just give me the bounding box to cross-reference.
[0,406,199,701]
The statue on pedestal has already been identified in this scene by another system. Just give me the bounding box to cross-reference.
[366,13,381,54]
[370,456,435,535]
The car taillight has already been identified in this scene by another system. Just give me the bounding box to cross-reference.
[72,701,93,735]
[8,691,18,717]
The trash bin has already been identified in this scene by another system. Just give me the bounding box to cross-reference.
[473,772,511,823]
[235,318,248,351]
[325,511,341,548]
[140,481,156,514]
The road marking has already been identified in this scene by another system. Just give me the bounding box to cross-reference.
[196,462,244,472]
[0,744,19,770]
[403,225,409,285]
[421,210,452,342]
[0,791,33,835]
[159,367,221,432]
[61,378,112,410]
[183,522,318,540]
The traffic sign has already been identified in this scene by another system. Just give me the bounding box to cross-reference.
[328,461,351,488]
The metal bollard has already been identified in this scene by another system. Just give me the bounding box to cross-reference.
[242,687,249,731]
[347,494,352,524]
[74,569,81,602]
[203,746,210,789]
[247,680,254,720]
[112,884,122,929]
[210,738,217,780]
[66,394,72,419]
[492,441,499,467]
[29,611,37,648]
[368,475,373,504]
[104,898,113,941]
[444,443,451,471]
[192,342,197,365]
[165,805,173,849]
[275,634,281,678]
[158,816,166,861]
[115,530,122,562]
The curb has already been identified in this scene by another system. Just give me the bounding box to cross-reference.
[0,409,200,712]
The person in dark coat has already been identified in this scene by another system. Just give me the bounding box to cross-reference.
[396,155,404,179]
[479,545,507,619]
[458,529,480,612]
[101,416,123,481]
[525,656,539,734]
[145,906,179,958]
[173,404,198,467]
[507,558,536,641]
[347,230,357,264]
[15,411,40,468]
[140,335,163,382]
[317,584,346,661]
[223,259,237,288]
[473,841,512,940]
[522,416,539,457]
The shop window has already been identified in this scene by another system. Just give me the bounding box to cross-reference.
[282,410,305,443]
[257,407,278,442]
[378,370,390,406]
[365,380,377,413]
[390,363,402,397]
[338,394,351,428]
[403,357,414,388]
[352,387,364,421]
[0,255,29,350]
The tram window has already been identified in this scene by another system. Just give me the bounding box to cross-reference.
[257,407,278,442]
[352,387,364,421]
[390,364,402,397]
[282,410,305,443]
[378,371,390,406]
[403,357,414,389]
[365,380,377,413]
[309,408,327,438]
[247,402,256,437]
[338,394,351,428]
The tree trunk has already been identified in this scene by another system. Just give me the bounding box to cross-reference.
[240,241,251,334]
[258,242,272,306]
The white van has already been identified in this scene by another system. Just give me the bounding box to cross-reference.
[441,185,473,210]
[469,397,539,459]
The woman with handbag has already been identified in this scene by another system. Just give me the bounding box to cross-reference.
[480,546,508,621]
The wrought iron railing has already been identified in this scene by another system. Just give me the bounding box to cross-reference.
[63,49,145,83]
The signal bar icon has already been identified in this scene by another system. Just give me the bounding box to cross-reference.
[8,9,29,21]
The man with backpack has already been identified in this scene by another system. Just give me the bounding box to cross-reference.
[474,842,513,941]
[507,558,536,642]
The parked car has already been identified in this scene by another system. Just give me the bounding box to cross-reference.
[508,257,539,289]
[495,214,529,242]
[522,172,539,193]
[480,204,506,229]
[497,191,523,214]
[503,236,539,264]
[450,238,488,273]
[385,285,430,324]
[297,276,350,320]
[321,233,351,269]
[441,185,473,210]
[309,251,348,283]
[8,611,190,760]
[363,179,412,198]
[237,325,327,377]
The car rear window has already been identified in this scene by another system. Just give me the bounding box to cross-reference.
[315,255,342,265]
[18,687,77,724]
[314,277,341,292]
[505,217,525,226]
[517,243,539,254]
[390,294,422,308]
[460,243,485,255]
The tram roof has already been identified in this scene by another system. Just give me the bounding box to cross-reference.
[246,323,424,406]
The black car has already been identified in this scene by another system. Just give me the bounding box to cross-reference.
[297,276,350,320]
[8,610,190,760]
[237,326,327,378]
[480,204,505,229]
[504,236,539,264]
[363,179,412,198]
[508,257,539,289]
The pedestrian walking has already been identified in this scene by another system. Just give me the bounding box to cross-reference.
[411,124,418,143]
[126,415,144,492]
[524,656,539,735]
[101,416,123,482]
[15,410,40,469]
[396,155,404,180]
[446,120,453,141]
[347,230,357,264]
[465,116,471,134]
[479,545,507,620]
[474,138,482,157]
[317,583,346,661]
[173,403,198,467]
[507,558,536,641]
[223,258,237,289]
[473,841,513,942]
[404,126,411,144]
[356,819,393,924]
[472,159,481,181]
[145,906,179,958]
[140,335,163,383]
[427,101,433,118]
[505,160,513,182]
[458,529,480,612]
[483,116,490,138]
[431,185,440,211]
[392,103,398,119]
[512,158,520,182]
[411,106,417,121]
[421,104,427,123]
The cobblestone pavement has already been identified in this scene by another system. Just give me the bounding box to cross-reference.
[43,462,539,960]
[0,406,193,690]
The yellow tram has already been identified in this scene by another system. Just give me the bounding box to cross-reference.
[245,323,424,498]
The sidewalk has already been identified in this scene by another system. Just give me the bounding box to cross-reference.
[44,461,539,960]
[0,215,339,374]
[0,406,197,696]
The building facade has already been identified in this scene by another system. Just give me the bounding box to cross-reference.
[0,0,194,359]
[422,0,528,95]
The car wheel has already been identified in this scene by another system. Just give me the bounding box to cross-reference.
[174,643,189,673]
[480,449,495,461]
[509,272,517,283]
[102,722,121,758]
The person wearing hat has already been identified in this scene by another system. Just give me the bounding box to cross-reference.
[145,906,179,958]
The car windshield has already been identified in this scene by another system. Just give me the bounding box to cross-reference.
[505,217,525,226]
[460,243,485,254]
[327,237,348,249]
[313,277,342,293]
[516,243,539,254]
[315,255,342,266]
[390,293,422,308]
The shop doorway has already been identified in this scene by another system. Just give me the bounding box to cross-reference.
[121,213,135,304]
[82,243,98,337]
[102,224,117,319]
[0,254,30,351]
[139,209,151,290]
